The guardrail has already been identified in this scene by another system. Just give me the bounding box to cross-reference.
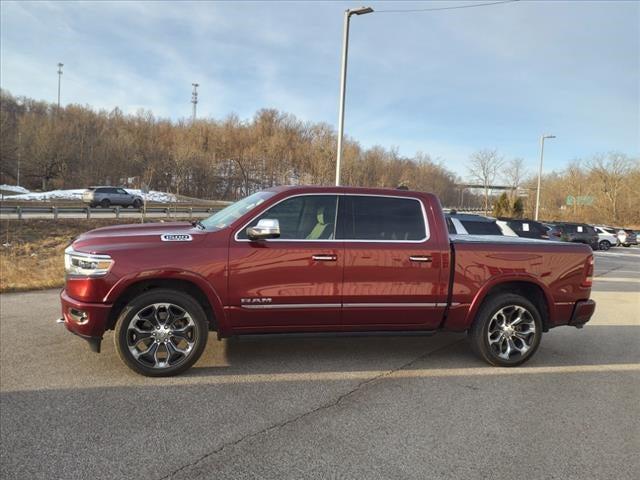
[1,204,486,220]
[0,205,221,220]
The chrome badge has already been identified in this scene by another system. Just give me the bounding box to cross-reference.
[241,298,273,305]
[161,233,193,242]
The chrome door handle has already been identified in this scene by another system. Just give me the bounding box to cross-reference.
[409,255,432,263]
[312,254,337,261]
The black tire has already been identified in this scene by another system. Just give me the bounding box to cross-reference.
[100,198,110,208]
[599,240,611,251]
[133,199,143,209]
[623,244,630,247]
[468,293,543,367]
[114,289,208,377]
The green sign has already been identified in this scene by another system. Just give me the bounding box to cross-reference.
[566,195,593,206]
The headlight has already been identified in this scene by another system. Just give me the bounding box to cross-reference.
[64,246,114,277]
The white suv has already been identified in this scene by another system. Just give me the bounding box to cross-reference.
[594,226,618,250]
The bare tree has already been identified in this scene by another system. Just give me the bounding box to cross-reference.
[467,149,504,214]
[503,157,526,200]
[588,153,634,223]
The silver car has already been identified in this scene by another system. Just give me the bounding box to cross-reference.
[83,186,143,208]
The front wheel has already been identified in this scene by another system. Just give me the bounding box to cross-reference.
[133,199,143,209]
[469,293,542,367]
[599,240,611,251]
[114,289,209,376]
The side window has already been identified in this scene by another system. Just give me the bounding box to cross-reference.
[461,220,502,235]
[238,195,337,240]
[117,188,128,194]
[338,196,426,241]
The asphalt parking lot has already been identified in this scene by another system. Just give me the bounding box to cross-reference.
[1,247,639,480]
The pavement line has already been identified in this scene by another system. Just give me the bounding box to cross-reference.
[594,277,640,283]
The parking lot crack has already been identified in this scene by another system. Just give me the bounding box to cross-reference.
[157,338,464,480]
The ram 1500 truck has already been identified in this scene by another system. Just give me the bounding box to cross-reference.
[59,186,596,376]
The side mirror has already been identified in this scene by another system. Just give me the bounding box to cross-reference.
[247,219,280,240]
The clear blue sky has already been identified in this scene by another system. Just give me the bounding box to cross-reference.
[1,0,638,178]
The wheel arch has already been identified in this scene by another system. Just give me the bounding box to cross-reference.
[466,278,553,332]
[105,274,224,334]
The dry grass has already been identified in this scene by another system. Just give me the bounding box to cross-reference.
[0,218,185,293]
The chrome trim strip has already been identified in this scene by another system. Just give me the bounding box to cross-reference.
[555,301,575,306]
[343,302,441,308]
[233,192,430,244]
[240,303,341,310]
[240,302,455,309]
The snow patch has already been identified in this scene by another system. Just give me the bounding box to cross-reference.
[5,188,178,203]
[0,184,30,194]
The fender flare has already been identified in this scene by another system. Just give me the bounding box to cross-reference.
[103,269,229,335]
[464,274,556,328]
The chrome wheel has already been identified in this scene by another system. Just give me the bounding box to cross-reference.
[126,303,197,369]
[487,305,536,361]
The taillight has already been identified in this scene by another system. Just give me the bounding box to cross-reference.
[582,255,594,287]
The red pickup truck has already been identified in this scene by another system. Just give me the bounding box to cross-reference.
[59,186,596,376]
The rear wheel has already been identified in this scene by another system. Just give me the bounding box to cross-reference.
[599,240,611,251]
[100,198,110,208]
[469,293,542,367]
[114,289,208,376]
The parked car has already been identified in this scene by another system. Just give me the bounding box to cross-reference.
[550,222,599,250]
[59,186,596,376]
[497,218,550,240]
[617,229,638,247]
[83,186,143,208]
[594,226,619,250]
[446,212,517,236]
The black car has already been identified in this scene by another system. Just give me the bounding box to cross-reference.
[498,218,550,240]
[551,222,599,249]
[445,213,513,236]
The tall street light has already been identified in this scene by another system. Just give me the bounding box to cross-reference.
[57,63,64,109]
[335,6,374,186]
[534,134,555,221]
[191,83,199,121]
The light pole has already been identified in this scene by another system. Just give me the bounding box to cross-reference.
[191,83,199,121]
[534,134,555,221]
[57,63,64,109]
[335,6,373,186]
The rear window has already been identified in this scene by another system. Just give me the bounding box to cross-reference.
[338,196,426,241]
[461,220,502,235]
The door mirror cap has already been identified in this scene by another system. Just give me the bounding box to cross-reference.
[247,219,280,240]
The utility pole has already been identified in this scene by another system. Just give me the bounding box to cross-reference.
[191,83,199,121]
[17,130,21,186]
[534,134,556,221]
[335,6,374,186]
[57,63,64,110]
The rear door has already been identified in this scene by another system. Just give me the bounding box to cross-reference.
[228,194,343,329]
[338,194,447,329]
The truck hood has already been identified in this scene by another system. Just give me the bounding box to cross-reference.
[71,222,209,253]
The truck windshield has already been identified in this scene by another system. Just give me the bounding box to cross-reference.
[199,191,275,231]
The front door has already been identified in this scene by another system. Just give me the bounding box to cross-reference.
[338,194,447,329]
[228,194,343,330]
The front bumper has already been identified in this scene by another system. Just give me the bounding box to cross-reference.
[569,299,596,328]
[59,290,113,352]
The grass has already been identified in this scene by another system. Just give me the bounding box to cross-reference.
[0,218,191,293]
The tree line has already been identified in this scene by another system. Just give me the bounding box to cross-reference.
[0,90,459,205]
[1,89,638,225]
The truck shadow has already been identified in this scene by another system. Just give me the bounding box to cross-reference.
[187,324,640,377]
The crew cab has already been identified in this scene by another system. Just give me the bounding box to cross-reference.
[59,186,596,376]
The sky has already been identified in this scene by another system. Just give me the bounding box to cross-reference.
[1,0,638,178]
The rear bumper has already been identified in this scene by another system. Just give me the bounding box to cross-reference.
[60,290,113,352]
[569,299,596,328]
